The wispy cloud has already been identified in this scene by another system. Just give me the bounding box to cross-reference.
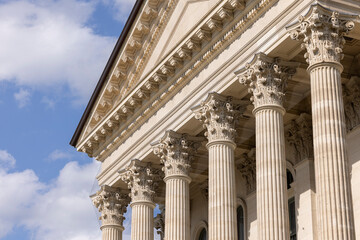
[47,149,73,162]
[102,0,137,22]
[0,150,16,170]
[14,88,31,108]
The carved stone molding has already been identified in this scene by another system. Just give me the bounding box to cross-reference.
[343,76,360,131]
[77,0,279,161]
[119,160,163,204]
[92,185,130,228]
[286,113,313,164]
[192,92,248,143]
[154,204,165,240]
[152,130,204,179]
[236,148,256,193]
[236,53,298,109]
[287,4,357,67]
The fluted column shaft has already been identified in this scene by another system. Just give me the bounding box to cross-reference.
[237,53,298,240]
[119,160,162,240]
[153,130,203,240]
[192,93,248,240]
[287,5,356,239]
[207,140,237,240]
[254,106,289,240]
[101,226,124,240]
[309,64,354,239]
[92,185,130,240]
[131,202,155,240]
[164,176,190,240]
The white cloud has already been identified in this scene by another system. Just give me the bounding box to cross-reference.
[0,0,117,104]
[0,150,16,170]
[47,149,73,162]
[0,153,104,240]
[14,88,31,108]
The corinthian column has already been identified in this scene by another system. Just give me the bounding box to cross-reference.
[192,92,248,240]
[237,53,298,240]
[119,160,162,240]
[288,5,356,239]
[153,130,203,240]
[92,185,130,240]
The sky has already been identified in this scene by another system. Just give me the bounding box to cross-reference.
[0,0,161,239]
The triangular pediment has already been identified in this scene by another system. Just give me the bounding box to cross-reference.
[141,0,220,78]
[76,0,222,146]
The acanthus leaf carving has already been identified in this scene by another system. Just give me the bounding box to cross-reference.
[192,92,248,143]
[287,4,356,66]
[236,148,256,193]
[152,130,204,179]
[119,160,163,203]
[236,53,298,109]
[343,76,360,132]
[154,204,165,240]
[286,113,313,163]
[92,185,130,228]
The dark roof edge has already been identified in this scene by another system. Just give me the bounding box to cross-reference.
[70,0,144,147]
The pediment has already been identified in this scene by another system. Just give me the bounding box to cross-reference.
[140,0,220,78]
[76,0,222,145]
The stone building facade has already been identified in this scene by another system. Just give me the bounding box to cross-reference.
[70,0,360,239]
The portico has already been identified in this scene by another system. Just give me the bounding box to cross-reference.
[71,1,360,240]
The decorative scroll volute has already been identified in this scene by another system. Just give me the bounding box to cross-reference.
[287,4,356,67]
[119,160,162,203]
[236,148,256,193]
[236,53,298,109]
[286,113,314,163]
[152,130,204,179]
[92,185,130,228]
[192,92,248,143]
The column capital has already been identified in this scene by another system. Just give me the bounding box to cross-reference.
[152,130,204,180]
[286,113,313,164]
[92,185,130,229]
[119,160,162,205]
[287,4,357,68]
[236,53,298,110]
[192,92,248,143]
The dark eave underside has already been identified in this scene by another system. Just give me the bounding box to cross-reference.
[70,0,144,147]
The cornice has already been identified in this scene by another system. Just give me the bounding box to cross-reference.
[77,0,278,160]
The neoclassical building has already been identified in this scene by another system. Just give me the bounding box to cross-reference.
[70,0,360,239]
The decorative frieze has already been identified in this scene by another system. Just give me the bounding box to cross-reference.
[119,160,162,203]
[192,92,248,143]
[287,4,356,67]
[78,0,279,160]
[343,76,360,131]
[286,113,313,163]
[154,205,165,240]
[92,185,130,228]
[152,130,203,179]
[236,53,298,109]
[236,148,256,193]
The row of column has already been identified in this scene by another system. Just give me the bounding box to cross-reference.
[92,4,356,240]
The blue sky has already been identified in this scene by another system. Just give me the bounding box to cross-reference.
[0,0,161,239]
